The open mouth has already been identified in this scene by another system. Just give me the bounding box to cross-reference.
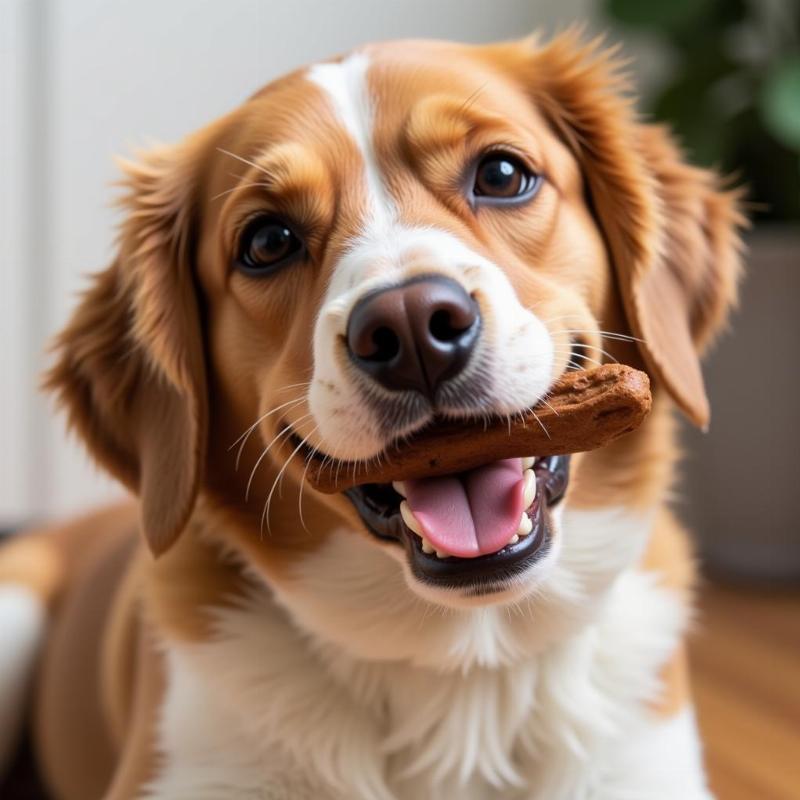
[282,365,652,592]
[342,455,569,589]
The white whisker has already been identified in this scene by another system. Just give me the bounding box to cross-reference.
[216,147,273,177]
[210,179,272,203]
[245,413,312,502]
[562,328,644,344]
[231,396,306,471]
[261,424,319,536]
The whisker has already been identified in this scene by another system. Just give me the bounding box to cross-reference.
[538,398,560,416]
[210,179,272,203]
[276,381,312,393]
[530,410,551,440]
[231,397,306,471]
[261,424,319,536]
[537,313,586,326]
[569,342,619,363]
[560,351,603,368]
[297,446,319,535]
[245,413,311,502]
[553,347,608,367]
[216,147,272,177]
[562,328,645,344]
[229,395,306,452]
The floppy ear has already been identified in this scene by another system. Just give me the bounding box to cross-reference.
[45,139,208,555]
[523,32,745,428]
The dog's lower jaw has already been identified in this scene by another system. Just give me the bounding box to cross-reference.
[146,509,705,800]
[259,504,653,669]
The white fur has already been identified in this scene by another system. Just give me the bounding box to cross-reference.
[271,504,650,653]
[305,55,554,461]
[585,708,712,800]
[143,508,711,799]
[308,52,394,233]
[0,585,46,774]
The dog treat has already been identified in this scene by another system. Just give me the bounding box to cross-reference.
[306,364,651,493]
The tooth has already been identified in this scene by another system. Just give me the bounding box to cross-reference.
[522,469,537,507]
[521,457,536,470]
[400,500,423,536]
[517,512,533,537]
[421,537,435,554]
[508,534,520,545]
[435,550,448,559]
[392,481,406,497]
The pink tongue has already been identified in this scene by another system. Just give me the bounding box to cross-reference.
[404,459,525,558]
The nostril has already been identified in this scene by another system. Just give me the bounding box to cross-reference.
[365,326,400,362]
[429,309,467,343]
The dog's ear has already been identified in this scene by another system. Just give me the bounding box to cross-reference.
[510,31,745,428]
[45,138,208,556]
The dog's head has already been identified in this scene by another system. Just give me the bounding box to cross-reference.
[48,34,742,652]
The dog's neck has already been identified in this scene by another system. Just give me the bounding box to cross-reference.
[158,505,684,799]
[259,502,654,670]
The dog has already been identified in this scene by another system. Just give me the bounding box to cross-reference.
[0,31,743,800]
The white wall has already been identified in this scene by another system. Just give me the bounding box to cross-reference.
[1,0,597,525]
[0,0,37,523]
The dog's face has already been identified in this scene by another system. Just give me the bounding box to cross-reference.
[197,41,613,606]
[48,35,742,633]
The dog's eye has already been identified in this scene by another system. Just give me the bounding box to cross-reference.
[237,216,303,275]
[472,153,539,203]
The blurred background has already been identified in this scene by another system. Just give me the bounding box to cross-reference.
[1,1,798,797]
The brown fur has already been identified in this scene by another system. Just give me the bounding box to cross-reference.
[2,31,743,799]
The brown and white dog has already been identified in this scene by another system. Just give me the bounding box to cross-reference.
[0,32,743,800]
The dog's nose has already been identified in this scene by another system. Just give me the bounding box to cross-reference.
[346,275,480,397]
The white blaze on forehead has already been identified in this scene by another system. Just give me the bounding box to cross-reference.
[307,52,394,232]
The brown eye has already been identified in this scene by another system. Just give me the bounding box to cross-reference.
[237,216,303,275]
[472,153,540,203]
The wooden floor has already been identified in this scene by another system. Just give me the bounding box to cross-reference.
[690,582,800,800]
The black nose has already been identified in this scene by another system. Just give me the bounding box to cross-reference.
[346,275,481,397]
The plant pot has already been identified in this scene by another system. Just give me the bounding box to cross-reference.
[680,224,800,582]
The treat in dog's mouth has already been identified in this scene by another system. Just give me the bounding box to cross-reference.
[303,364,651,494]
[343,455,569,588]
[285,366,651,589]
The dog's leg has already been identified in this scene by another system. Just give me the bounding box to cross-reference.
[102,630,326,800]
[0,534,64,777]
[135,646,350,800]
[0,583,48,775]
[102,630,165,800]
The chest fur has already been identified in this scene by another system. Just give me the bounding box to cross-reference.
[144,566,686,800]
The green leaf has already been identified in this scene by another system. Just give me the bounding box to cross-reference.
[605,0,716,31]
[652,74,732,167]
[760,58,800,152]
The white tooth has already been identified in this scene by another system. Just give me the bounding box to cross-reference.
[392,481,406,497]
[521,456,536,470]
[522,469,537,507]
[517,512,533,537]
[421,537,435,554]
[436,550,449,559]
[400,500,423,536]
[507,534,520,545]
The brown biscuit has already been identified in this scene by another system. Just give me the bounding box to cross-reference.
[306,364,652,493]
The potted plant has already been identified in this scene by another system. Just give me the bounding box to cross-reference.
[605,0,800,580]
